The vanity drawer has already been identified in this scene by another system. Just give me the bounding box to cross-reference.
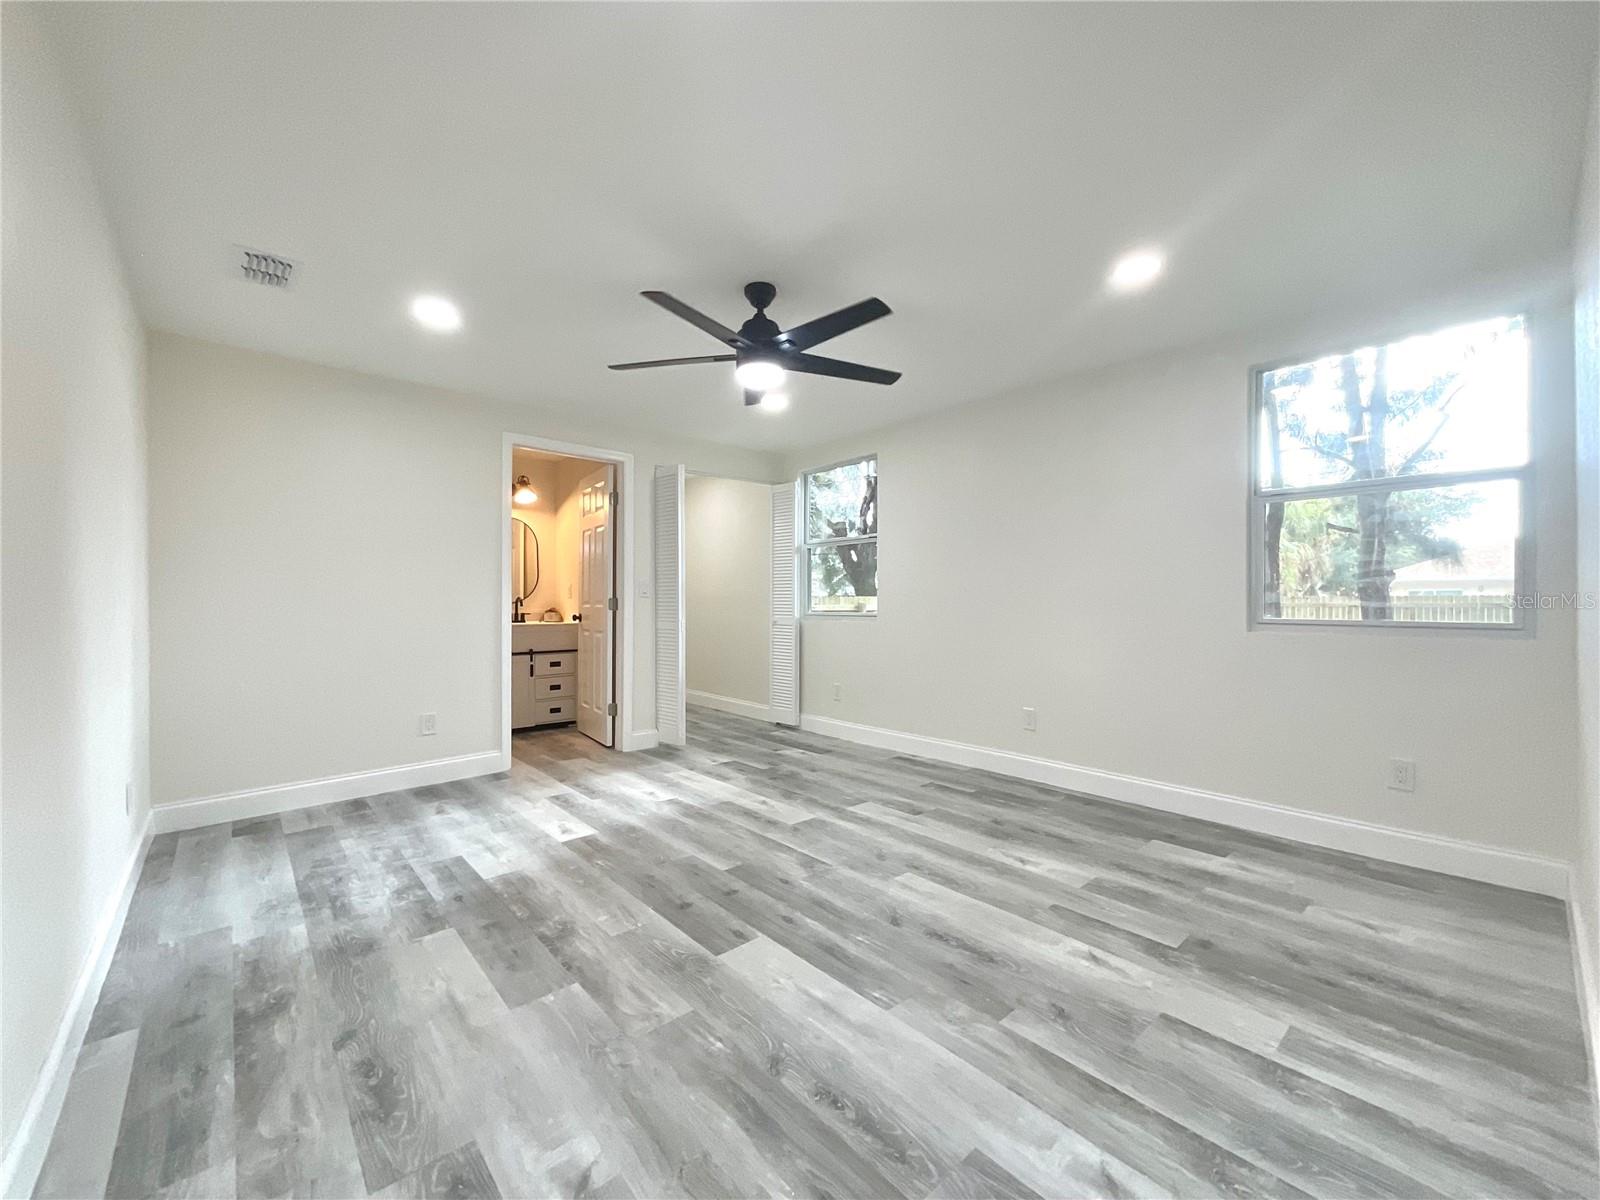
[533,652,574,676]
[534,676,572,699]
[533,697,573,724]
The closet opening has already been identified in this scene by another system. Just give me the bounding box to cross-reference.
[659,470,799,745]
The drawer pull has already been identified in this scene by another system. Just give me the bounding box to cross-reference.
[549,682,562,691]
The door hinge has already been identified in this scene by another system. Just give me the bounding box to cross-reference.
[606,702,618,716]
[607,596,618,611]
[609,490,618,510]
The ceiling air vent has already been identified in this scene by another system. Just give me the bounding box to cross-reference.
[238,248,295,288]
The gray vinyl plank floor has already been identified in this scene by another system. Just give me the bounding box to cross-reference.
[32,708,1598,1199]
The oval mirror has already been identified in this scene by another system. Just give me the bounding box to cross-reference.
[511,516,540,608]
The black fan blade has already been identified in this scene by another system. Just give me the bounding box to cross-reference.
[779,351,901,386]
[609,355,735,371]
[641,291,749,348]
[777,298,891,352]
[743,389,764,406]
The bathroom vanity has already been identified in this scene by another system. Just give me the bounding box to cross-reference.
[511,622,579,729]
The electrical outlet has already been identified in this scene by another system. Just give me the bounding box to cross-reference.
[1387,757,1416,793]
[832,683,842,702]
[1021,707,1037,732]
[420,713,438,737]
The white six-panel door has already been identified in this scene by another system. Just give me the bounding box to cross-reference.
[576,464,616,746]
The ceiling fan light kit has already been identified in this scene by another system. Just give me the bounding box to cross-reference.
[733,357,786,392]
[609,281,900,408]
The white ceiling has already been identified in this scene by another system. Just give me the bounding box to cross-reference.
[42,2,1598,452]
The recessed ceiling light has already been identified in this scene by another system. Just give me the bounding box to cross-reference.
[758,391,790,413]
[410,294,462,332]
[1107,249,1164,293]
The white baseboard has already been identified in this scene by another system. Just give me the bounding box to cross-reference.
[149,749,506,835]
[688,690,773,723]
[0,813,152,1200]
[798,714,1570,897]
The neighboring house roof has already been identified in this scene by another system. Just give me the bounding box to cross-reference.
[1391,544,1515,588]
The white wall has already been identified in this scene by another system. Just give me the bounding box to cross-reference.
[685,475,772,708]
[785,287,1580,864]
[0,5,150,1170]
[147,333,778,806]
[1572,66,1600,1076]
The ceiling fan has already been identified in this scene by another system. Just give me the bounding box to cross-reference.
[609,282,900,406]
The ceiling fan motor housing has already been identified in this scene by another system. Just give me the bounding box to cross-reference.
[738,282,782,345]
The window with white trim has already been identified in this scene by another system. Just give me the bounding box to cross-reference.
[804,455,877,615]
[1252,315,1529,628]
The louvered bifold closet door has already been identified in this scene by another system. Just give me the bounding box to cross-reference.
[653,464,687,747]
[770,480,800,727]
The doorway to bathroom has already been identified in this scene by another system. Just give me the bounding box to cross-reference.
[502,434,634,755]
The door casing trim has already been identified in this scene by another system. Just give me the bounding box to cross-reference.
[502,432,640,757]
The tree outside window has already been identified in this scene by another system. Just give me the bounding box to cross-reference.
[805,456,878,614]
[1254,316,1528,626]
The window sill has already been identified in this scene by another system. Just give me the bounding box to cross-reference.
[1252,617,1527,634]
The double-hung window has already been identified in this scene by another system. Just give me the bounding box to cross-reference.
[1251,315,1529,628]
[804,455,878,615]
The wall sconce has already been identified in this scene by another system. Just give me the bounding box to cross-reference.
[513,475,537,504]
